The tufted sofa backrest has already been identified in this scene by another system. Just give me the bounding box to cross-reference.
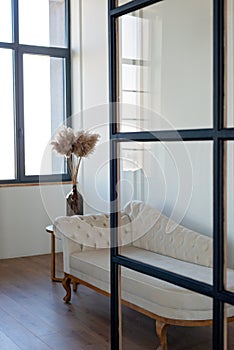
[124,201,213,267]
[55,201,213,267]
[54,212,132,250]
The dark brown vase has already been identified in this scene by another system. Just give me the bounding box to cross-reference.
[66,184,83,216]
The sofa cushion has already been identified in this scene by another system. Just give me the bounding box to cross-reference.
[69,246,234,320]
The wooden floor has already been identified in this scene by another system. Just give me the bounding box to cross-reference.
[0,254,233,350]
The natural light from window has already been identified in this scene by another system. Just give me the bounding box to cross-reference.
[0,49,15,180]
[0,0,12,42]
[0,0,66,180]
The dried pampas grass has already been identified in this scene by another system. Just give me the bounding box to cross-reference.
[51,126,75,157]
[72,131,100,157]
[51,125,100,185]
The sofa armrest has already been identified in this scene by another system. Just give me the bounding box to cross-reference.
[54,212,132,272]
[54,216,84,273]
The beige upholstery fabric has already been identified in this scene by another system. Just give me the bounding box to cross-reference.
[54,201,234,322]
[54,201,213,267]
[54,212,131,250]
[124,201,213,267]
[70,246,234,320]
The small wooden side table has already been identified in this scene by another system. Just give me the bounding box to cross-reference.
[46,225,63,283]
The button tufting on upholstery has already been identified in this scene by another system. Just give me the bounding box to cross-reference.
[103,222,107,227]
[99,232,103,237]
[203,244,209,252]
[86,234,90,238]
[92,216,97,220]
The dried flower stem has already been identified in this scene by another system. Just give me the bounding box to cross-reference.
[68,157,73,181]
[73,157,82,185]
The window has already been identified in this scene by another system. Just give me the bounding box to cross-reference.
[119,12,153,202]
[0,0,71,184]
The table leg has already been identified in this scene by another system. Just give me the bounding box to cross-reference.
[50,233,63,283]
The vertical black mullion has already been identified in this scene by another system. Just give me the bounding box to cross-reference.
[12,0,18,43]
[65,0,70,49]
[17,47,26,181]
[109,0,121,349]
[109,2,118,135]
[213,0,225,349]
[13,0,24,182]
[213,140,225,350]
[66,0,71,123]
[110,141,120,350]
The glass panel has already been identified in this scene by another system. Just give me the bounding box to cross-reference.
[121,269,212,349]
[117,0,131,6]
[23,54,66,176]
[226,142,234,292]
[19,0,66,47]
[119,141,213,283]
[226,0,234,127]
[0,49,15,180]
[117,0,213,131]
[226,303,234,348]
[0,0,12,42]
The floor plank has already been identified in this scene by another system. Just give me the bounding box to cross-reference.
[0,330,21,350]
[0,254,233,349]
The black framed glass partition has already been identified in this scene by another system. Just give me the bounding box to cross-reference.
[108,0,234,349]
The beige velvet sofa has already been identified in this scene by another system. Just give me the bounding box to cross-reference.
[54,201,234,350]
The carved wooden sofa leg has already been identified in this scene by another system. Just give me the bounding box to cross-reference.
[62,275,72,303]
[156,320,169,350]
[72,280,79,292]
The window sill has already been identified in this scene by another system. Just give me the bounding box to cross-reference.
[0,181,72,188]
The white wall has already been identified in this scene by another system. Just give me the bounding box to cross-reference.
[0,184,69,259]
[71,0,109,214]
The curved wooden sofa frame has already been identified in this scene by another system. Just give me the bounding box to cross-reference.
[62,272,234,350]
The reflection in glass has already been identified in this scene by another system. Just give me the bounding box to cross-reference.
[117,0,132,6]
[119,141,213,282]
[118,0,213,131]
[19,0,66,47]
[0,49,15,180]
[226,0,234,127]
[0,0,12,42]
[226,303,234,347]
[226,142,234,293]
[23,54,66,176]
[121,268,212,349]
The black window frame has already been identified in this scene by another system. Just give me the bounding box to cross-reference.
[108,1,234,350]
[0,0,71,185]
